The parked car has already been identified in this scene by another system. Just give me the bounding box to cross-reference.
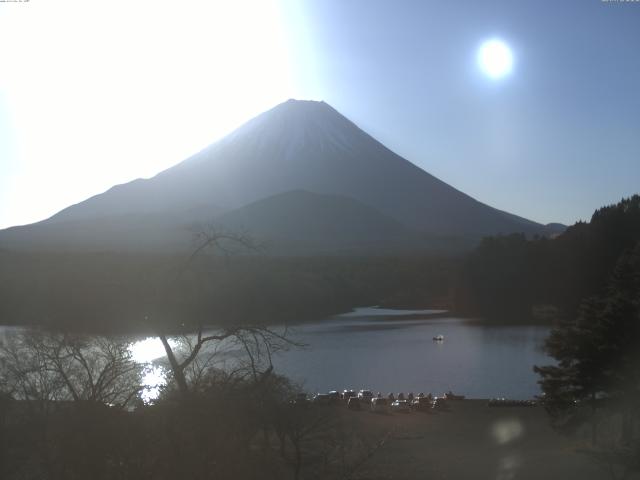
[342,389,357,400]
[488,398,536,407]
[347,397,361,410]
[358,390,374,402]
[431,397,447,409]
[391,400,411,413]
[411,397,432,411]
[371,397,389,413]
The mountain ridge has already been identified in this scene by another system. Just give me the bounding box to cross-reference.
[1,99,563,253]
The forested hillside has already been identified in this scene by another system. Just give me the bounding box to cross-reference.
[0,251,454,333]
[455,195,640,321]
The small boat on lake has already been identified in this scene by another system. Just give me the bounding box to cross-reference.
[432,335,444,341]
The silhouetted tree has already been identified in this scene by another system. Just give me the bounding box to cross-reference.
[535,242,640,476]
[0,330,142,408]
[155,227,300,396]
[0,331,143,479]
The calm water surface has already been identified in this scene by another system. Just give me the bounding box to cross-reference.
[270,308,551,399]
[1,308,552,401]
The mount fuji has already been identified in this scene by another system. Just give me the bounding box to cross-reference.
[0,99,561,254]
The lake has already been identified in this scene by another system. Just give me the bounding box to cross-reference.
[127,307,551,400]
[269,308,551,399]
[2,308,552,401]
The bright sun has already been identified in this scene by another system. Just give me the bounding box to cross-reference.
[477,39,514,79]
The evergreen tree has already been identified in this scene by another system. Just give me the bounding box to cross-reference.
[535,242,640,445]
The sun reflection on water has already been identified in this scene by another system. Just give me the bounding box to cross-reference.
[129,337,171,363]
[129,336,178,403]
[140,364,168,403]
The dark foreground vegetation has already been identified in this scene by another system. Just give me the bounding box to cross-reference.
[1,328,635,480]
[533,238,640,478]
[520,196,640,478]
[0,329,390,480]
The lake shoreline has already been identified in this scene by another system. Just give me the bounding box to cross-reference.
[0,306,555,336]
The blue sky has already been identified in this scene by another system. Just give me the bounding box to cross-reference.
[1,0,639,228]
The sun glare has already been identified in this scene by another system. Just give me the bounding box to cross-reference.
[477,39,514,79]
[129,337,172,363]
[0,0,296,228]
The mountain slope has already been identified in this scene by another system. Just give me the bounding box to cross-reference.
[216,190,428,254]
[1,99,558,253]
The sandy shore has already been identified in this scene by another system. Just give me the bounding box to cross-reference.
[339,399,630,480]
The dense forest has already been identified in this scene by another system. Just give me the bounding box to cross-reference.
[455,195,640,322]
[0,251,455,333]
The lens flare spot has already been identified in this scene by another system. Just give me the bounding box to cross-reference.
[491,419,524,444]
